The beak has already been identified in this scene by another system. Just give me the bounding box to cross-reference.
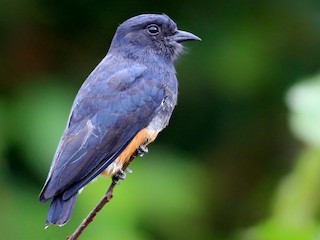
[173,30,201,43]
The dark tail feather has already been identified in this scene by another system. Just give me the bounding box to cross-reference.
[45,195,77,227]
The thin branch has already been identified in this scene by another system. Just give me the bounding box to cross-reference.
[66,157,135,240]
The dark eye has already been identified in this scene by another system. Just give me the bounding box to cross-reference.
[147,24,160,35]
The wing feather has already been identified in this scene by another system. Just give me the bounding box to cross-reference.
[39,64,165,201]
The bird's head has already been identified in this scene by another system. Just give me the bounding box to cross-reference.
[109,14,200,62]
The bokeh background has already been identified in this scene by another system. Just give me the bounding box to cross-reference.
[1,0,320,239]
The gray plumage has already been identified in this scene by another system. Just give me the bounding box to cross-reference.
[39,13,200,226]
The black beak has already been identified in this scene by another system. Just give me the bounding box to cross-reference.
[173,30,201,43]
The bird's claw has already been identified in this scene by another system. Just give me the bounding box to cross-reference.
[112,145,147,184]
[133,145,148,157]
[112,169,126,184]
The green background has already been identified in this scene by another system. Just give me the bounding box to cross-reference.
[1,0,320,239]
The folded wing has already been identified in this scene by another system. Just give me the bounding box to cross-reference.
[39,64,165,202]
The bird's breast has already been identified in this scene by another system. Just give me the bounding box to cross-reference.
[147,75,178,133]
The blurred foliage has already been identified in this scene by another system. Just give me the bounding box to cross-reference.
[238,74,320,240]
[1,0,320,239]
[286,76,320,148]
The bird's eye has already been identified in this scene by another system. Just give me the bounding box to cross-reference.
[147,24,160,35]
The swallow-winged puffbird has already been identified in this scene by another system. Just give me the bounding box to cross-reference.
[39,13,200,226]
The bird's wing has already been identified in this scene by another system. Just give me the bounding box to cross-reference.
[39,65,165,202]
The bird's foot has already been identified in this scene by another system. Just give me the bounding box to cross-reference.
[133,145,148,157]
[112,169,126,184]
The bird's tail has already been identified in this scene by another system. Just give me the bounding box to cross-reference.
[45,195,77,227]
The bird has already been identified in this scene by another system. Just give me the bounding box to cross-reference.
[39,13,200,227]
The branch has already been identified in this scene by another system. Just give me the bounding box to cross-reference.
[66,157,135,240]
